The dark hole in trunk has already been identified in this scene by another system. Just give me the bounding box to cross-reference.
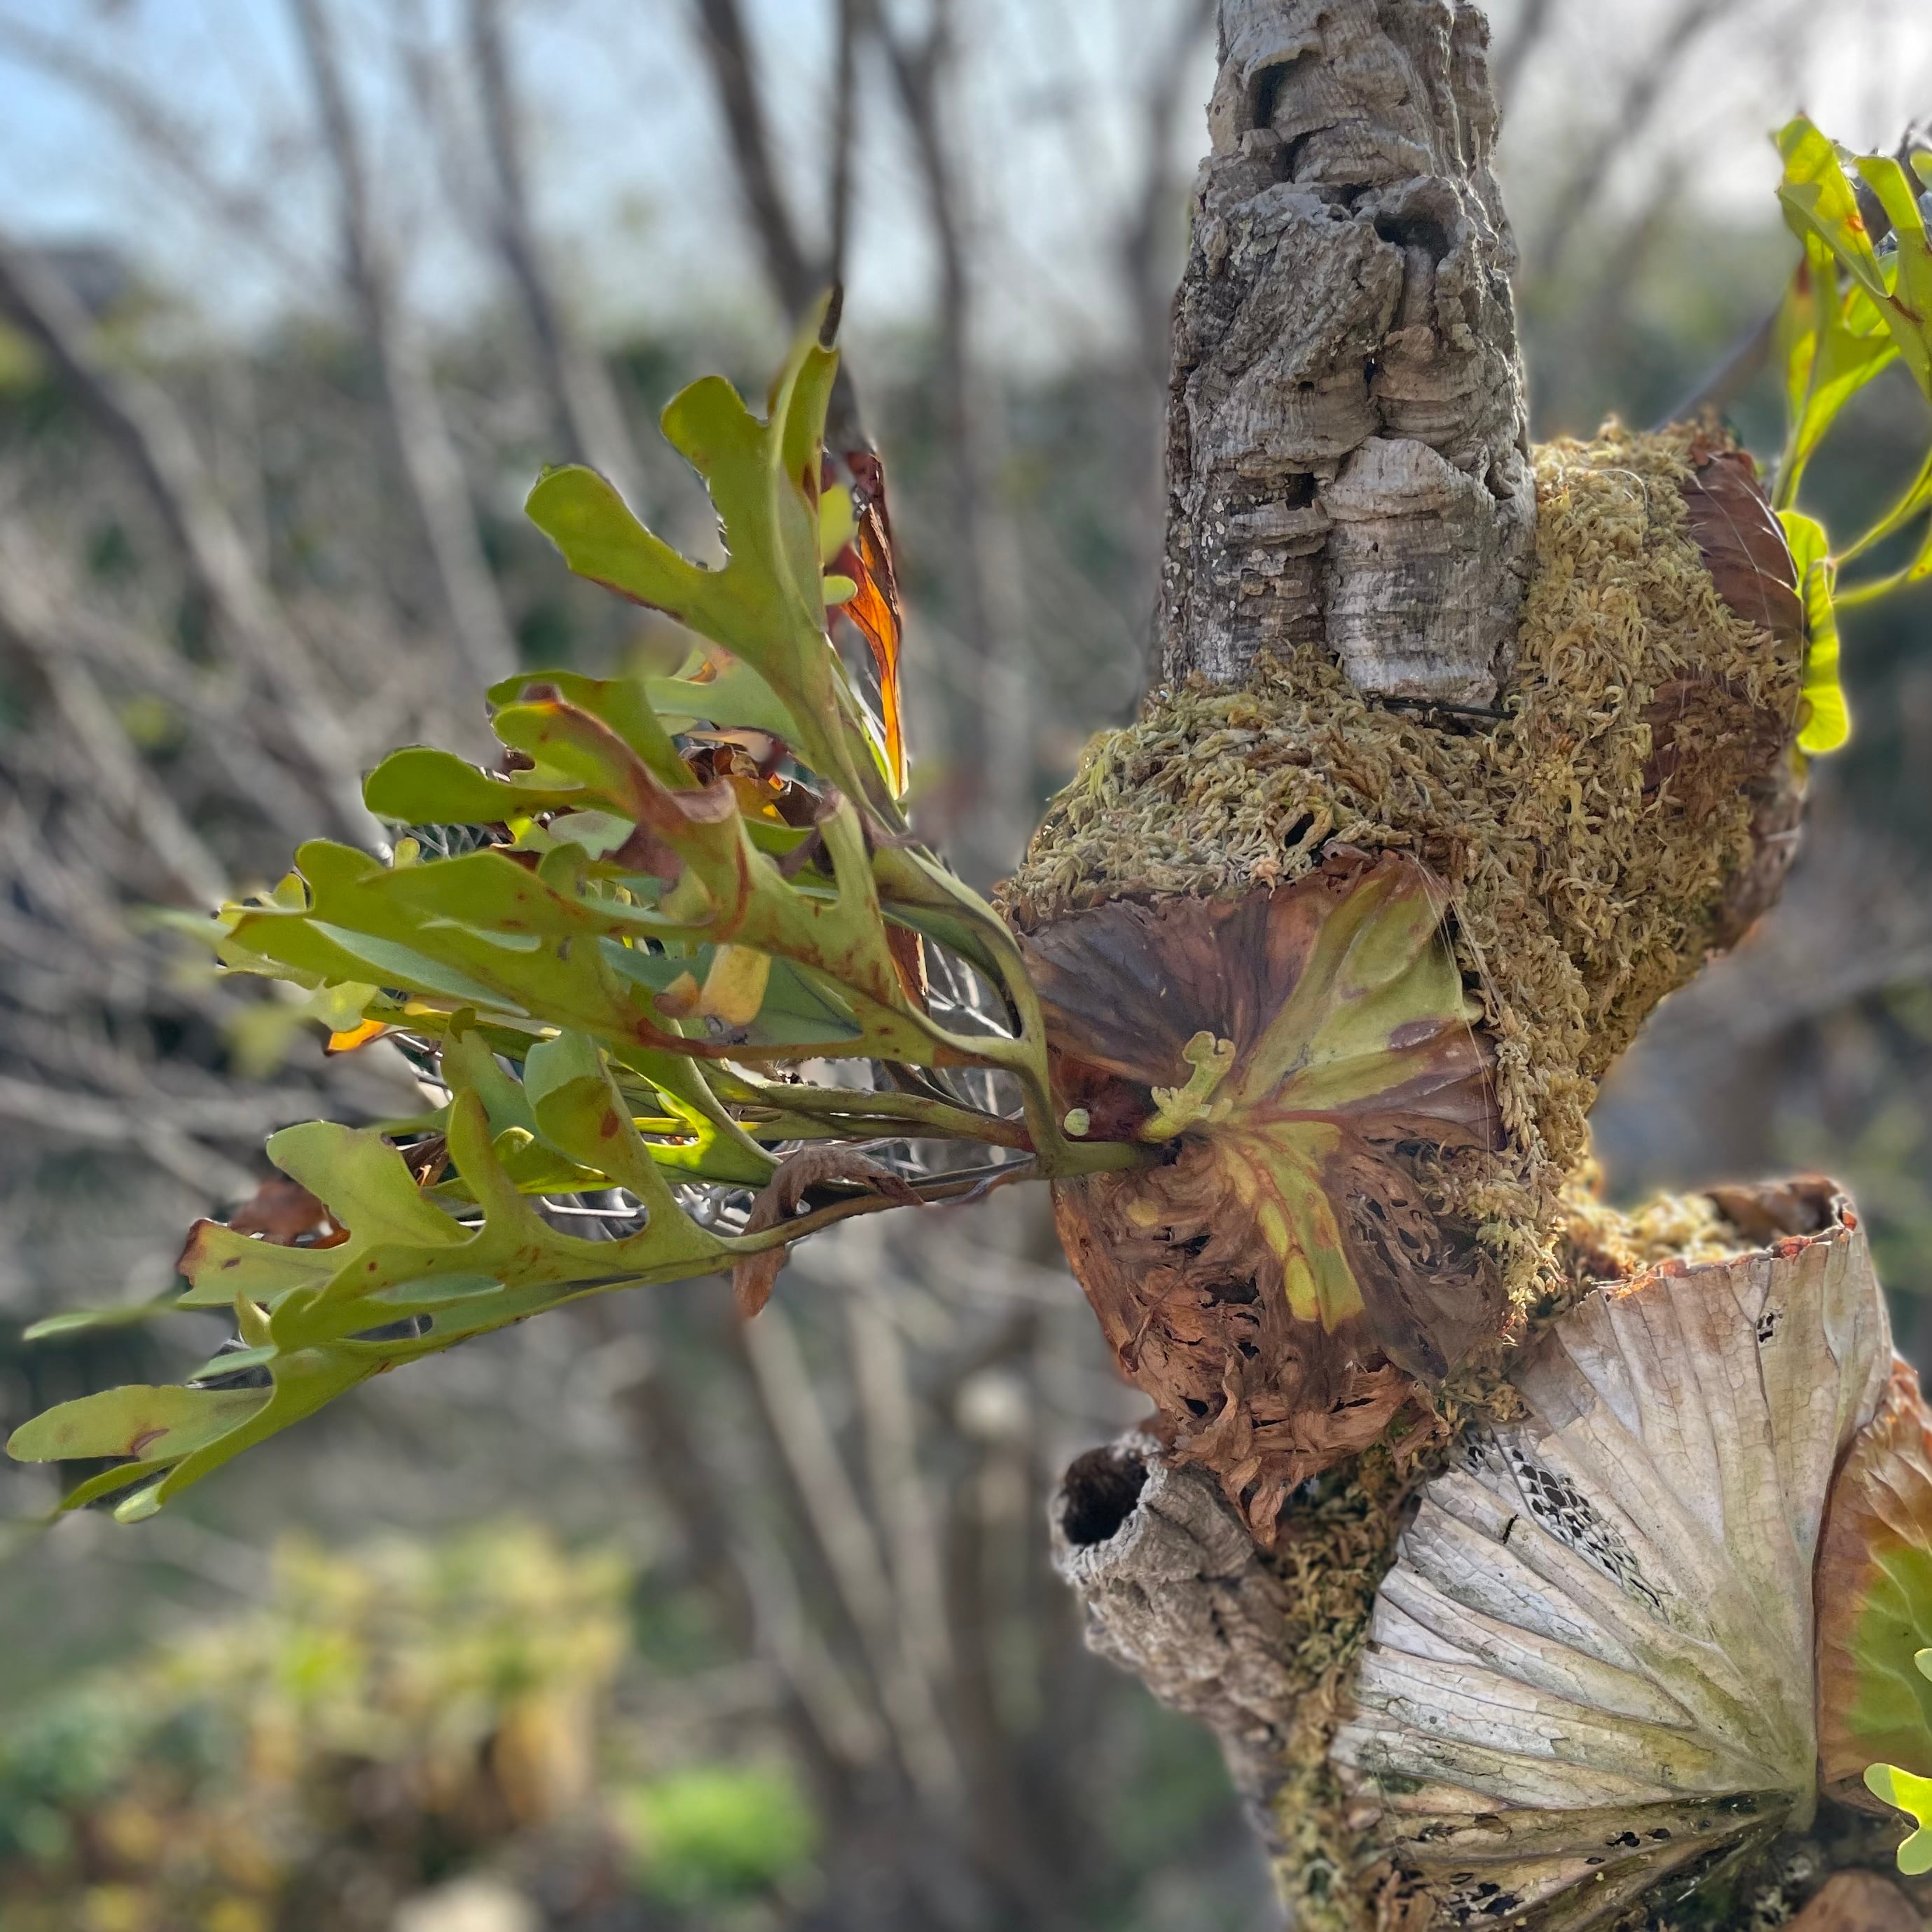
[1059,1445,1149,1547]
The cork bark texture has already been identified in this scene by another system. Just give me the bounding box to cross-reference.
[1030,4,1877,1928]
[1161,0,1533,701]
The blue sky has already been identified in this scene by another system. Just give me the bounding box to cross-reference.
[0,0,1216,368]
[0,0,1928,367]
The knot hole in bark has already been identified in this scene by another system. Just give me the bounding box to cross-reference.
[1060,1444,1150,1547]
[1246,55,1312,144]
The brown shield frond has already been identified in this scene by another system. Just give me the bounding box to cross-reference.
[1023,849,1505,1542]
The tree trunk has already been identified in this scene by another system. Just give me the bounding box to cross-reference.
[1158,0,1533,701]
[1012,4,1928,1926]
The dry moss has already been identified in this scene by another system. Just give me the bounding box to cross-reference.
[1259,1442,1427,1932]
[1007,425,1805,1310]
[1557,1159,1763,1285]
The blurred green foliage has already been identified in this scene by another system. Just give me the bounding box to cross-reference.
[616,1765,815,1909]
[0,1524,817,1932]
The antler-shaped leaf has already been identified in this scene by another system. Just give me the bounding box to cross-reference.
[1772,120,1932,753]
[523,296,890,814]
[8,1030,1021,1517]
[11,308,1138,1520]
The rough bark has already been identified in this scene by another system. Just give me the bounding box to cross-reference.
[1051,1436,1304,1851]
[1043,5,1912,1927]
[1160,0,1533,700]
[1053,1191,1915,1928]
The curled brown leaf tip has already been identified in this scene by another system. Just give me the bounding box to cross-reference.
[225,1175,346,1248]
[731,1145,921,1318]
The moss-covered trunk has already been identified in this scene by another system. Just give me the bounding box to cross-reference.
[1013,4,1927,1927]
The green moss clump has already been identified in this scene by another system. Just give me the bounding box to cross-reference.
[1007,425,1805,1318]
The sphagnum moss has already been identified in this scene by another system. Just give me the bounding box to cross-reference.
[1007,424,1806,1318]
[1013,427,1809,1926]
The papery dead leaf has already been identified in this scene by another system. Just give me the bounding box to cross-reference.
[830,448,906,795]
[1026,850,1503,1541]
[731,1145,921,1318]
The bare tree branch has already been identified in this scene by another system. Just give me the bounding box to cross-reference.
[1117,0,1217,629]
[290,0,518,691]
[827,0,862,289]
[0,1071,256,1199]
[840,1241,958,1695]
[877,0,1032,871]
[736,1295,965,1809]
[1490,0,1557,116]
[1119,0,1216,389]
[688,0,822,316]
[0,565,228,907]
[467,0,642,496]
[0,15,326,297]
[0,232,375,843]
[1526,0,1749,284]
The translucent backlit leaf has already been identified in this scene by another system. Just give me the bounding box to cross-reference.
[1779,509,1850,754]
[1866,1762,1932,1876]
[12,310,1139,1523]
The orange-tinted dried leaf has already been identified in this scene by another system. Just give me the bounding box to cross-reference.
[326,1018,389,1054]
[832,448,906,794]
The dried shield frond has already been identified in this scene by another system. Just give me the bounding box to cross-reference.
[1334,1187,1893,1931]
[1664,432,1809,946]
[1026,850,1504,1542]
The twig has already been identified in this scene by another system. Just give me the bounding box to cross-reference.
[827,0,862,290]
[736,1296,965,1807]
[290,0,518,691]
[1652,308,1777,430]
[876,0,1033,871]
[0,18,327,298]
[842,1227,958,1694]
[688,0,821,315]
[0,231,375,843]
[0,556,228,906]
[1528,0,1748,285]
[468,0,642,496]
[0,1072,255,1199]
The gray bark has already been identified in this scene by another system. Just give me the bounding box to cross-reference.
[1067,19,1535,1793]
[1051,1437,1304,1854]
[1159,0,1532,703]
